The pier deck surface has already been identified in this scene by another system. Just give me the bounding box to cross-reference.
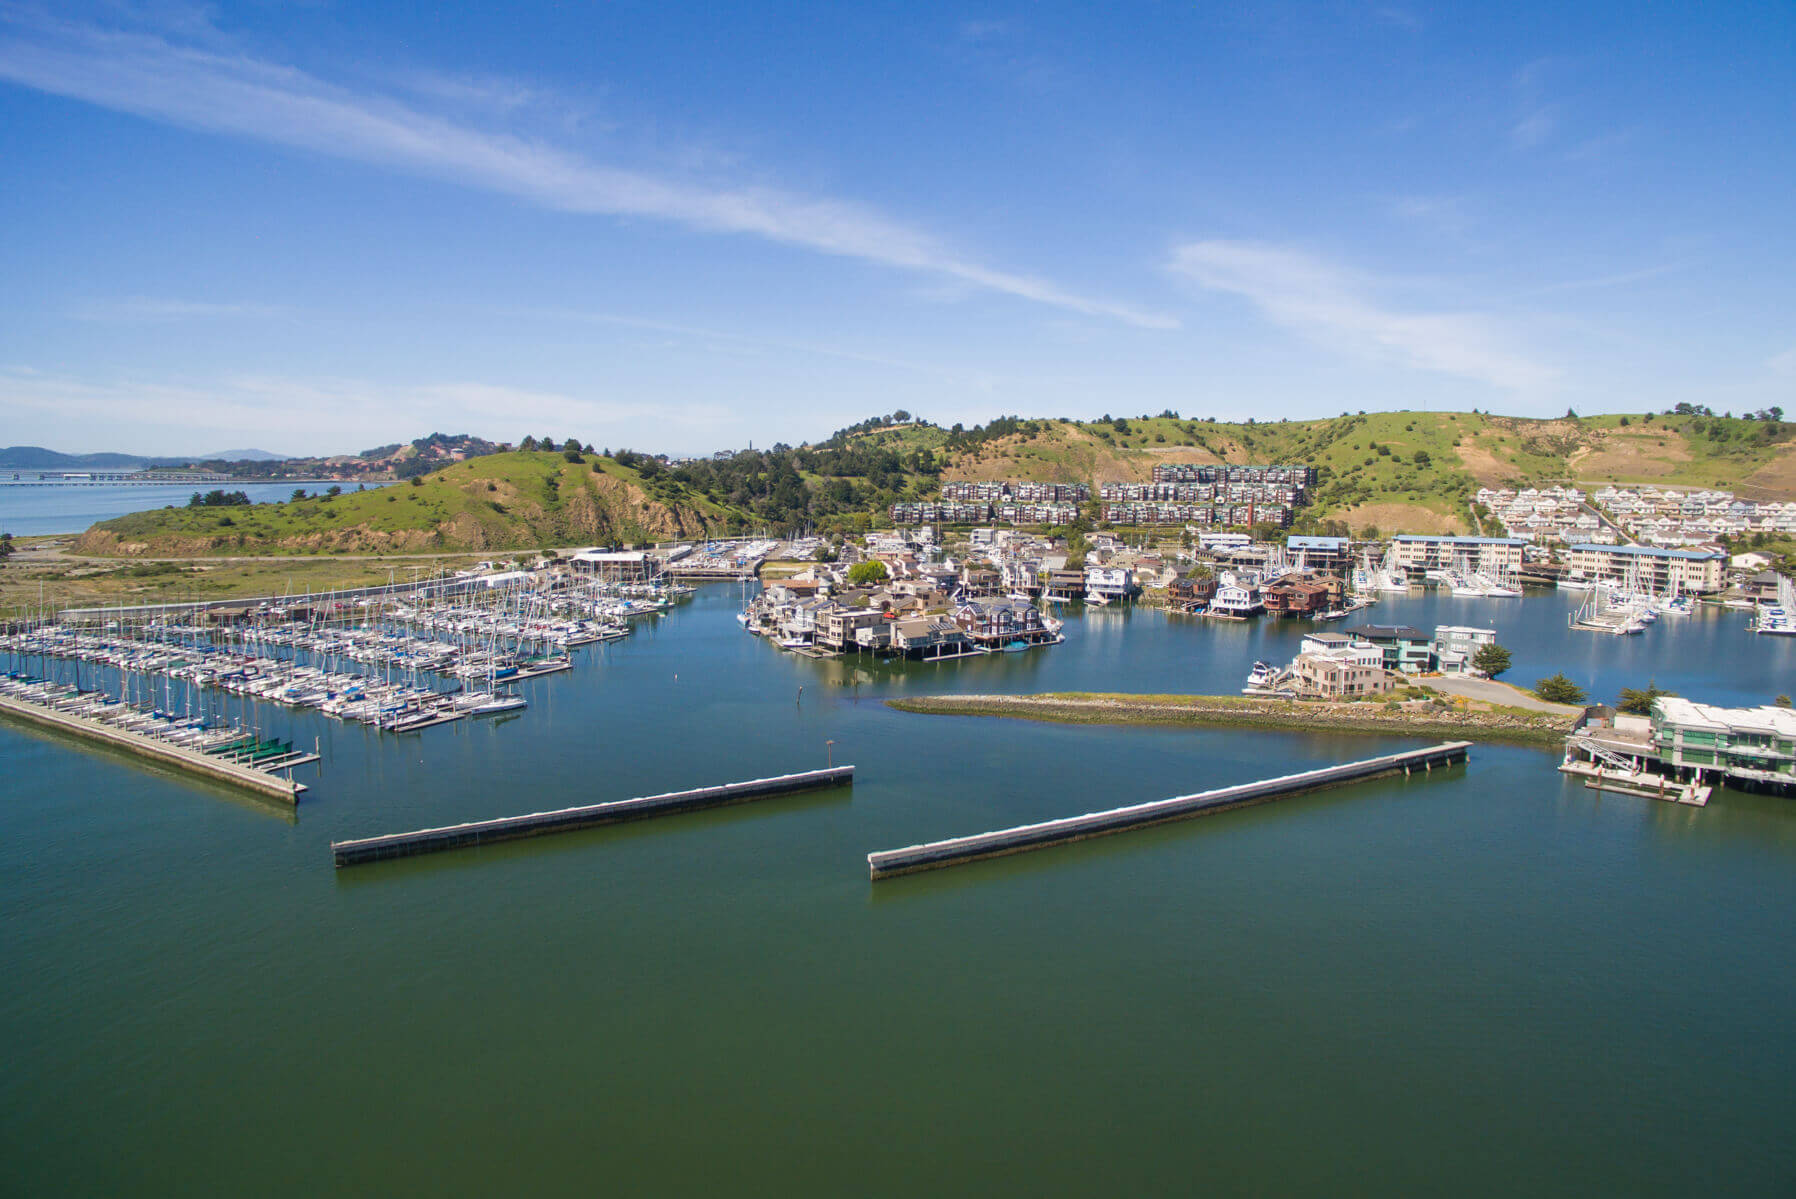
[0,692,304,802]
[868,742,1470,879]
[333,765,854,866]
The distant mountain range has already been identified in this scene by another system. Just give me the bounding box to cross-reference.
[0,445,285,469]
[199,448,285,462]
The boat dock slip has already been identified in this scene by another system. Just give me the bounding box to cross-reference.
[867,742,1470,880]
[331,766,855,866]
[0,692,305,803]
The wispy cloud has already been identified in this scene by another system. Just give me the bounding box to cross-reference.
[0,366,734,453]
[1168,240,1556,391]
[71,296,286,321]
[1386,194,1473,239]
[1508,261,1692,299]
[0,12,1173,329]
[517,307,995,387]
[1511,60,1559,150]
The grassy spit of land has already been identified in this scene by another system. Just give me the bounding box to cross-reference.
[886,691,1577,747]
[0,536,501,612]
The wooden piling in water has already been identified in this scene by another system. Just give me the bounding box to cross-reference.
[331,765,854,866]
[866,742,1471,880]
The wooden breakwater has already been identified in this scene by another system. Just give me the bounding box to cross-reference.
[866,742,1470,880]
[0,692,305,803]
[332,765,855,866]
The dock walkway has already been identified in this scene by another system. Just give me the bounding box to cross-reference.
[0,691,305,803]
[867,741,1470,879]
[332,765,854,866]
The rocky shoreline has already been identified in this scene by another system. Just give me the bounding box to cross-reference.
[886,691,1576,747]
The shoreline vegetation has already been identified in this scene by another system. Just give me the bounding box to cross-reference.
[885,691,1578,747]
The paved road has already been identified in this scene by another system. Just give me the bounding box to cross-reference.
[1428,674,1585,715]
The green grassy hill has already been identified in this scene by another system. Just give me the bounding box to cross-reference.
[66,411,1796,555]
[910,410,1796,533]
[73,451,748,556]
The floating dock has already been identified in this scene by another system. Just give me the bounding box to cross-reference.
[867,742,1470,880]
[0,692,306,803]
[332,765,854,866]
[1558,759,1710,806]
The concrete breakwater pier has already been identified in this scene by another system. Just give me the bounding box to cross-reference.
[332,766,855,866]
[0,691,308,802]
[867,742,1470,880]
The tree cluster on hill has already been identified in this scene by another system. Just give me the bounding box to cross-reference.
[666,416,954,532]
[188,489,251,507]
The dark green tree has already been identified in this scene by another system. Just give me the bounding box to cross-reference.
[1616,682,1675,716]
[1534,674,1588,705]
[846,560,889,586]
[1471,642,1512,678]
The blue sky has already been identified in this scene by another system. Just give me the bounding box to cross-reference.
[2,1,1792,457]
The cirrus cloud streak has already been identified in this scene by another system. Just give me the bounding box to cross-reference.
[1169,240,1556,391]
[0,13,1173,330]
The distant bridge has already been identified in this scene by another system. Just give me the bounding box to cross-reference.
[0,470,234,485]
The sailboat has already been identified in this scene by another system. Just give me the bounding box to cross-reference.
[1752,573,1796,635]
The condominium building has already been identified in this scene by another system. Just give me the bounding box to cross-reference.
[1388,536,1526,578]
[1563,544,1725,594]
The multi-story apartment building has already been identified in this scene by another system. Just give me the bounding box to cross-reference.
[1388,535,1526,579]
[1562,543,1725,594]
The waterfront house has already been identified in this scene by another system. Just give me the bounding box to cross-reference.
[953,598,1049,647]
[890,617,975,659]
[1167,574,1217,612]
[1298,632,1384,669]
[1209,576,1263,618]
[1344,624,1436,673]
[1262,574,1332,617]
[1292,652,1394,699]
[1085,566,1134,600]
[815,606,890,653]
[1432,626,1497,675]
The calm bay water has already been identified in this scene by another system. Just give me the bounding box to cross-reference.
[3,587,1793,1195]
[0,481,391,536]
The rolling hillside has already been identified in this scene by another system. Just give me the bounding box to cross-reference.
[886,410,1796,534]
[72,451,746,556]
[60,410,1796,555]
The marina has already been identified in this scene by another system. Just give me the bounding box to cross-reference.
[0,679,311,801]
[6,580,1796,1197]
[6,0,1792,1187]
